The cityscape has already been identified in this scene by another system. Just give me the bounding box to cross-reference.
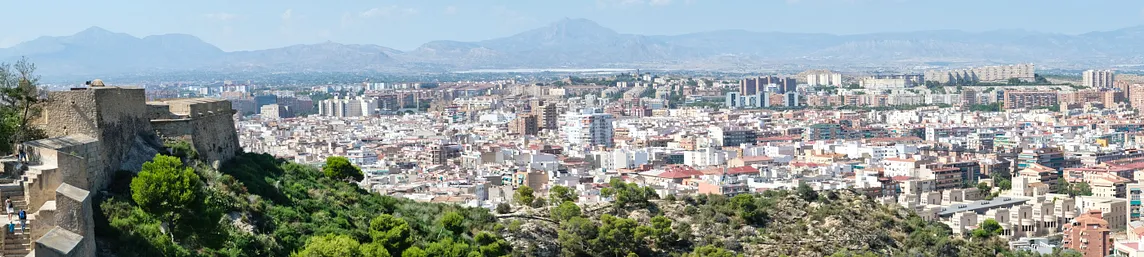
[2,1,1144,257]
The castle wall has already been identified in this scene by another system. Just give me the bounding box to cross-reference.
[33,87,159,191]
[147,99,239,167]
[189,113,240,167]
[53,184,94,257]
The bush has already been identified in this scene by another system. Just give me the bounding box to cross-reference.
[322,156,364,182]
[495,203,511,214]
[130,154,202,222]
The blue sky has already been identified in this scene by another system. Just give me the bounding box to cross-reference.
[3,0,1144,51]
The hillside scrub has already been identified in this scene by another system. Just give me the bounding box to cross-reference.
[95,152,503,257]
[96,151,1068,257]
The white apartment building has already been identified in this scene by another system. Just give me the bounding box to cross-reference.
[806,72,843,86]
[562,109,616,149]
[1083,69,1115,89]
[318,96,380,117]
[924,64,1036,84]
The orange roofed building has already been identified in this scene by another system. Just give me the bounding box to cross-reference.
[1062,210,1113,257]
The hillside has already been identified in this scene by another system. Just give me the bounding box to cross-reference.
[7,20,1144,75]
[93,150,1066,257]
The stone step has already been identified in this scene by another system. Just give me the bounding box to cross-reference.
[3,242,29,250]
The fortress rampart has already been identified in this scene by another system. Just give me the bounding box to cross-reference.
[1,86,241,256]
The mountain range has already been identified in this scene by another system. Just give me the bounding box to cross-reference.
[3,18,1144,75]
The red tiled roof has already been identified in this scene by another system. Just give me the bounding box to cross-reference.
[891,176,912,181]
[657,165,703,179]
[727,166,759,175]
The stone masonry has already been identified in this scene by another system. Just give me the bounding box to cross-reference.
[0,86,241,256]
[147,98,240,168]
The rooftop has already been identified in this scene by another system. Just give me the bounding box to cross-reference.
[937,196,1030,217]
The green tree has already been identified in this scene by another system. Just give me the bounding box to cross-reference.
[594,214,644,256]
[474,232,511,257]
[549,185,577,204]
[0,57,44,153]
[370,214,413,255]
[998,180,1012,190]
[689,245,739,257]
[359,243,392,257]
[976,182,991,194]
[323,156,364,182]
[438,211,466,236]
[558,217,597,256]
[1062,182,1093,197]
[425,237,472,257]
[970,219,1003,240]
[293,234,362,257]
[401,246,427,257]
[131,154,202,223]
[495,202,511,214]
[514,186,535,207]
[637,215,677,249]
[797,182,818,202]
[551,201,582,222]
[600,178,657,210]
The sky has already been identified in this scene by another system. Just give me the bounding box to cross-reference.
[2,0,1144,52]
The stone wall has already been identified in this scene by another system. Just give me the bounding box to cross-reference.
[31,87,161,190]
[147,99,239,167]
[51,184,94,256]
[25,88,241,256]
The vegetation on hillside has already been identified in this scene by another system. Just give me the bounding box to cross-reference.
[96,146,1083,257]
[96,151,506,257]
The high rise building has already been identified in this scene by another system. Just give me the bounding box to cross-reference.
[1130,84,1144,110]
[741,76,797,95]
[1062,210,1112,257]
[725,92,770,109]
[317,96,380,117]
[1002,90,1058,110]
[859,75,923,90]
[254,94,278,114]
[960,90,978,106]
[531,99,558,131]
[511,114,539,136]
[924,64,1036,84]
[1083,70,1116,89]
[806,71,843,86]
[784,91,800,107]
[260,104,292,119]
[562,109,616,149]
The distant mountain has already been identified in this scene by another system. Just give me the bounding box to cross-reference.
[5,20,1144,75]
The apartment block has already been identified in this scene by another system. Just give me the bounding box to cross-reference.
[1083,70,1116,89]
[1002,90,1059,110]
[925,64,1036,84]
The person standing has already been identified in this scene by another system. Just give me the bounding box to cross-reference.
[17,209,26,232]
[4,197,12,220]
[17,144,25,163]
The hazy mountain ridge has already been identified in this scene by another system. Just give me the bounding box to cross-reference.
[4,19,1144,75]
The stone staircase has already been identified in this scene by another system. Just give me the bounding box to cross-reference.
[0,186,30,257]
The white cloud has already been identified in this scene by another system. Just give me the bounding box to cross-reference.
[444,6,459,15]
[281,9,294,21]
[205,12,239,22]
[360,6,419,19]
[649,0,672,6]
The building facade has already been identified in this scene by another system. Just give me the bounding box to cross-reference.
[1003,91,1059,110]
[1083,70,1116,89]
